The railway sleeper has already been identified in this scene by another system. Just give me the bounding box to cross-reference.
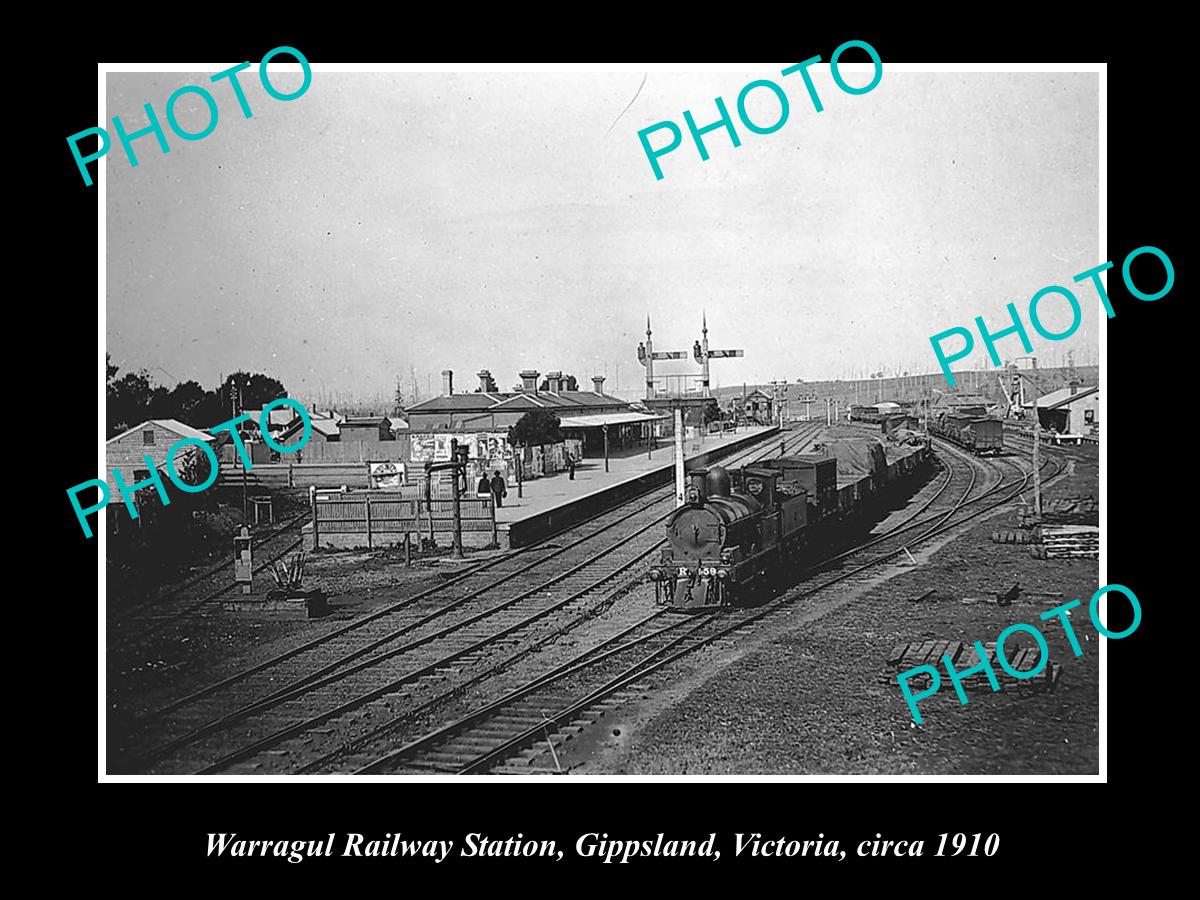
[489,765,563,776]
[522,738,568,759]
[443,737,508,752]
[421,750,486,765]
[490,712,555,724]
[467,722,534,736]
[510,699,572,712]
[404,758,461,772]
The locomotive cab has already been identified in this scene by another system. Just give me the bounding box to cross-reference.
[740,466,778,510]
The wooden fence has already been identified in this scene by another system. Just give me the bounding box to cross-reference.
[311,489,498,549]
[220,461,372,491]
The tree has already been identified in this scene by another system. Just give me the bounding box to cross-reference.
[107,369,155,436]
[146,385,173,418]
[171,442,213,487]
[104,360,297,434]
[702,398,722,424]
[168,380,209,426]
[221,371,288,413]
[508,410,563,448]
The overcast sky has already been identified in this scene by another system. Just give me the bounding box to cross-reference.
[106,67,1099,403]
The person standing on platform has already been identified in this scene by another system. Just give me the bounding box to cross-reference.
[477,471,491,497]
[490,470,508,507]
[567,455,575,480]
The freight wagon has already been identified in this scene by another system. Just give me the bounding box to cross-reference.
[930,413,1004,456]
[650,437,930,610]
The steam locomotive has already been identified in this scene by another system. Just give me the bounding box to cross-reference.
[649,438,929,611]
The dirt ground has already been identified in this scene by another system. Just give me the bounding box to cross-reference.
[566,451,1100,776]
[107,547,499,721]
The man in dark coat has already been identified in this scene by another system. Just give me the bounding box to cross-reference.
[490,470,508,507]
[567,455,575,480]
[477,472,491,496]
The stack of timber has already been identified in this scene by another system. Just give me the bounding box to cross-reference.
[885,640,1060,691]
[1032,525,1099,559]
[1018,497,1098,528]
[991,529,1034,545]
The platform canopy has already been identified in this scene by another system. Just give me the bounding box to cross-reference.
[558,411,666,428]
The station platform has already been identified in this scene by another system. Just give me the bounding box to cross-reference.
[497,426,779,548]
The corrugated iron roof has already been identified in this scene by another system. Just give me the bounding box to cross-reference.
[1038,385,1098,409]
[106,419,215,445]
[406,393,507,411]
[558,412,666,428]
[242,407,298,427]
[310,417,340,437]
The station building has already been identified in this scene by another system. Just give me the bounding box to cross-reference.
[406,369,632,431]
[339,416,395,442]
[404,368,663,475]
[105,419,217,496]
[740,389,773,423]
[1036,384,1098,437]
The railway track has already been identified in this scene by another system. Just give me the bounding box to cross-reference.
[108,511,311,647]
[113,424,823,774]
[347,438,1058,774]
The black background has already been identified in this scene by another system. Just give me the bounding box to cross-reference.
[38,12,1177,882]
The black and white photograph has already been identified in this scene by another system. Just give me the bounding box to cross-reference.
[96,61,1108,779]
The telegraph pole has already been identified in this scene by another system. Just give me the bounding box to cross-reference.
[673,407,686,507]
[1031,357,1041,520]
[231,380,248,525]
[1011,356,1042,521]
[449,439,463,559]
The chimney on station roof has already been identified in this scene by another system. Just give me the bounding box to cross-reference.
[441,369,454,396]
[477,369,496,393]
[545,370,564,393]
[519,369,540,393]
[592,375,606,394]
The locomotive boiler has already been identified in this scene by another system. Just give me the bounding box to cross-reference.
[650,438,929,611]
